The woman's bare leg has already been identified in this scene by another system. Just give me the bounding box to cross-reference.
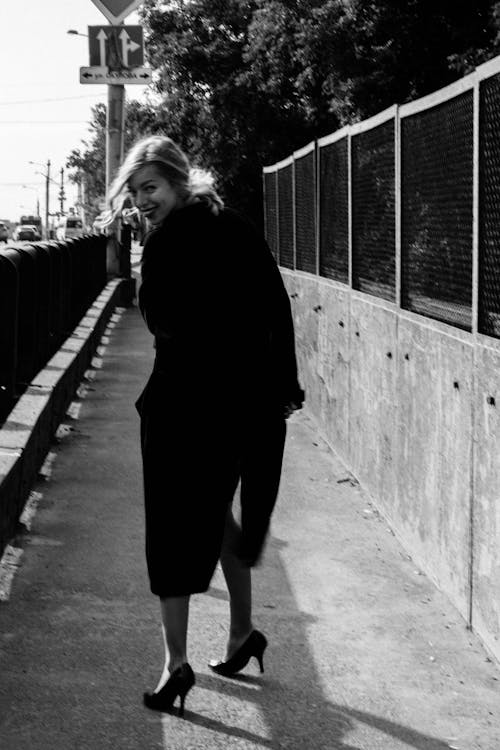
[154,595,190,692]
[219,508,253,659]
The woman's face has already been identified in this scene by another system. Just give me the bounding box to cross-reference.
[129,164,180,226]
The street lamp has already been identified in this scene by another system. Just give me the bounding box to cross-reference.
[28,159,50,240]
[67,29,89,38]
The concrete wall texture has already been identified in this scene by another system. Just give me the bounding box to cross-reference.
[283,269,500,663]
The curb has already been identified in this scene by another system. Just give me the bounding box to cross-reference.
[0,278,132,557]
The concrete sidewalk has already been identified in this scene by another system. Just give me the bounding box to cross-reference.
[0,305,499,750]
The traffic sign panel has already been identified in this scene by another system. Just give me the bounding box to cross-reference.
[80,66,152,85]
[91,0,142,25]
[88,26,144,68]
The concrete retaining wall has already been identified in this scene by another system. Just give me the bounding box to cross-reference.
[284,269,500,662]
[0,279,131,558]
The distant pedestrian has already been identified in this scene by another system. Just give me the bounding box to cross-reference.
[105,135,304,716]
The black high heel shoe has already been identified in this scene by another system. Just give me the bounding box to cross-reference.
[143,663,195,717]
[209,630,268,676]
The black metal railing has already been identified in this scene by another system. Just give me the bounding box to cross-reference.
[0,235,107,423]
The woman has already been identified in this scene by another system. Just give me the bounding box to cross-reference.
[106,135,304,716]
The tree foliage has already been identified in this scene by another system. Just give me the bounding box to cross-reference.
[139,0,318,221]
[68,0,500,224]
[66,99,158,223]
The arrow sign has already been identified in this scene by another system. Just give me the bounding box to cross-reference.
[91,0,142,25]
[88,26,144,68]
[119,28,140,67]
[97,29,108,67]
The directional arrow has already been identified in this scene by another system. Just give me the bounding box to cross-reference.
[82,72,93,79]
[97,29,108,67]
[119,28,140,67]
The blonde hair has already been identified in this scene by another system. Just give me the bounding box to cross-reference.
[100,135,223,226]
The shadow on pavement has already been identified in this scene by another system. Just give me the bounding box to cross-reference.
[175,532,453,749]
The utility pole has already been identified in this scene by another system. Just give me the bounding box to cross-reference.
[45,159,51,240]
[77,174,85,225]
[59,167,66,215]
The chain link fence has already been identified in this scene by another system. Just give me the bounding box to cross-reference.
[294,145,317,274]
[318,133,349,283]
[401,91,474,331]
[263,61,500,340]
[263,169,279,261]
[479,72,500,337]
[277,160,294,270]
[351,115,396,302]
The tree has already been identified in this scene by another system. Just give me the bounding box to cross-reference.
[295,0,497,126]
[67,0,500,224]
[66,103,106,223]
[138,0,331,221]
[66,99,158,224]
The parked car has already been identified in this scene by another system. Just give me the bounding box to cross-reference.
[13,224,38,241]
[0,222,8,242]
[25,224,41,240]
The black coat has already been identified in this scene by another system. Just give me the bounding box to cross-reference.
[136,202,303,597]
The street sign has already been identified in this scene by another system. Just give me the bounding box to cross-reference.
[89,26,144,69]
[91,0,142,25]
[80,66,152,85]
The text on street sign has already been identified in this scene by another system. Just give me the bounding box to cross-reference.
[80,66,152,85]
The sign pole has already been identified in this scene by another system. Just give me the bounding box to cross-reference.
[86,1,147,282]
[106,83,125,195]
[105,82,125,275]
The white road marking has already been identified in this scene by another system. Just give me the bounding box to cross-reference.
[55,423,73,440]
[0,546,23,601]
[66,402,82,420]
[100,335,111,345]
[19,491,43,531]
[39,451,57,480]
[91,356,103,369]
[96,345,107,357]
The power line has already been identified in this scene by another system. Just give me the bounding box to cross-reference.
[0,94,106,106]
[0,121,92,125]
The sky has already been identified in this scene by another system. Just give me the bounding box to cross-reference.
[0,1,146,224]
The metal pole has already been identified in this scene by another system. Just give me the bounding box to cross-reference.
[45,159,51,240]
[105,83,125,275]
[59,167,65,215]
[106,84,125,194]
